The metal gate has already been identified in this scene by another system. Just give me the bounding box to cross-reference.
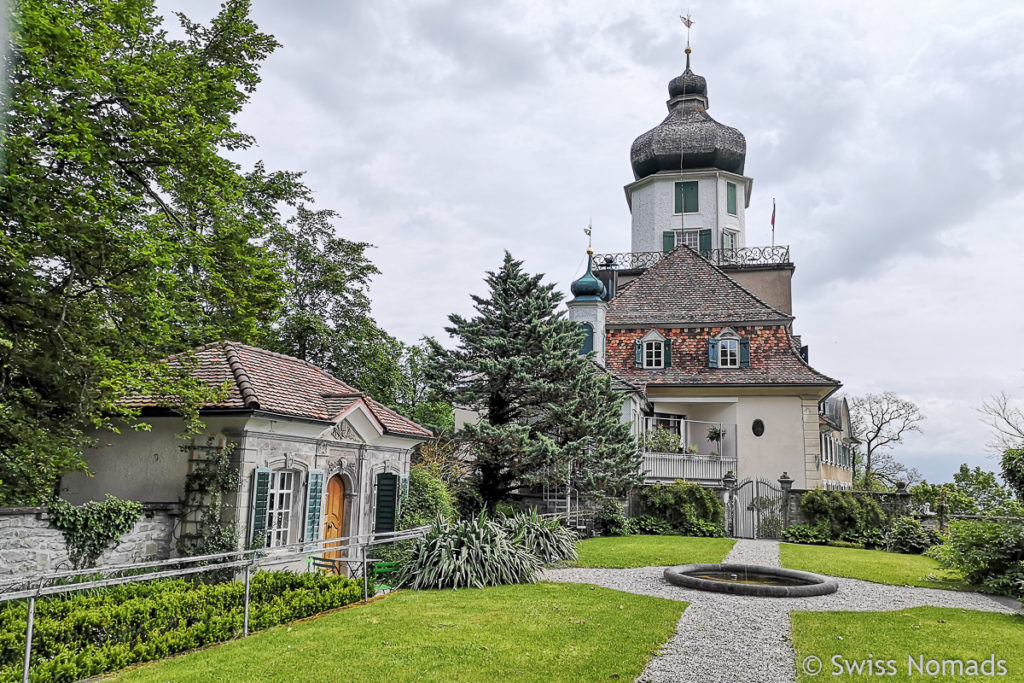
[730,477,785,539]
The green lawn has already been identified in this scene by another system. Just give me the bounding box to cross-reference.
[112,582,686,682]
[573,535,735,568]
[792,607,1024,682]
[779,543,965,589]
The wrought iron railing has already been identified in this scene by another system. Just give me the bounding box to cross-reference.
[592,245,791,271]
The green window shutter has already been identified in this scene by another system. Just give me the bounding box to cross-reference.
[683,181,699,213]
[674,183,683,213]
[304,469,324,542]
[579,323,594,355]
[374,472,398,534]
[663,339,672,367]
[249,467,272,547]
[635,340,643,367]
[708,338,719,368]
[727,183,737,215]
[662,231,675,253]
[699,229,712,256]
[740,338,750,367]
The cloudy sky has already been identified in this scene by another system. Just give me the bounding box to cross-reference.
[159,0,1024,484]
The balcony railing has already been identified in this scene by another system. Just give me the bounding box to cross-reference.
[643,452,738,485]
[592,245,791,272]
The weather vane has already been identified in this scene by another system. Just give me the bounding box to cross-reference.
[680,10,694,59]
[583,218,593,251]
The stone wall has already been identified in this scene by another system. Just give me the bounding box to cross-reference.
[0,503,179,577]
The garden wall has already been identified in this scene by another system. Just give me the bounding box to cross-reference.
[782,488,913,528]
[0,502,179,576]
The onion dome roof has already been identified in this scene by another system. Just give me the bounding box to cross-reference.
[570,249,606,301]
[630,50,746,180]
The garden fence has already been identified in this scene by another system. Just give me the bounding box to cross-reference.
[0,526,428,683]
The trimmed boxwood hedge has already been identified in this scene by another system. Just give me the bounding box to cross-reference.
[0,570,368,682]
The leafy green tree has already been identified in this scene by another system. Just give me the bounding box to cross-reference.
[1002,449,1024,501]
[428,252,640,509]
[259,206,407,401]
[0,0,308,504]
[912,463,1023,517]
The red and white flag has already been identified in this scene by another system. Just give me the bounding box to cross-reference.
[771,199,776,228]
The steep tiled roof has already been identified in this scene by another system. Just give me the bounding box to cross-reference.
[590,360,645,396]
[606,246,793,326]
[606,325,839,389]
[125,342,432,439]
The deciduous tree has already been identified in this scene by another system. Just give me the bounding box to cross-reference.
[849,392,924,487]
[1,0,307,504]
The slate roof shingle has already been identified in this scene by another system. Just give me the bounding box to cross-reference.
[606,246,793,327]
[124,342,432,439]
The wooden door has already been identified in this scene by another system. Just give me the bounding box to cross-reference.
[324,475,345,560]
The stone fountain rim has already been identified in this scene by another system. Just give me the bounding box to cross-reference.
[664,563,839,598]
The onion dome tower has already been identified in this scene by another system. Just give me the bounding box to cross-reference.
[567,248,608,365]
[624,45,753,257]
[629,47,746,179]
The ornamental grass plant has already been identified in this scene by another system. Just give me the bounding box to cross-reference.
[396,513,540,590]
[500,508,579,564]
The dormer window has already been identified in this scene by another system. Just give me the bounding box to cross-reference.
[635,330,672,369]
[719,338,739,367]
[644,341,664,368]
[708,328,749,369]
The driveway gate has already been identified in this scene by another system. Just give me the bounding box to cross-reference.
[730,477,785,539]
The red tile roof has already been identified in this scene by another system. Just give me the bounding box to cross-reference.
[607,245,793,326]
[124,342,432,439]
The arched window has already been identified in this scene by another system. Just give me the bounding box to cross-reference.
[579,323,594,355]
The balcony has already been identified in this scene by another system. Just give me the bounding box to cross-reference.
[592,246,791,272]
[641,417,737,486]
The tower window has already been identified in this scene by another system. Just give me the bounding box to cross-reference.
[727,182,737,215]
[722,231,737,251]
[674,181,699,213]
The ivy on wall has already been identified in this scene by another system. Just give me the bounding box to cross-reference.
[48,495,143,568]
[177,439,240,557]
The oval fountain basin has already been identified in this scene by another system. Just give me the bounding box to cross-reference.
[664,563,838,598]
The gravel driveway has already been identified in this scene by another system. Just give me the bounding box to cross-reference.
[543,540,1019,683]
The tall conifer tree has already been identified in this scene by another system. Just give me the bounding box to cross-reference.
[428,252,640,508]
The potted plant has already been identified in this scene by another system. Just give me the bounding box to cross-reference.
[706,425,725,457]
[685,443,699,454]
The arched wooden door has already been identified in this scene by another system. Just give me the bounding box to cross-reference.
[324,475,345,560]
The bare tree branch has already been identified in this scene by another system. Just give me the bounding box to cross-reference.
[850,391,925,484]
[978,391,1024,453]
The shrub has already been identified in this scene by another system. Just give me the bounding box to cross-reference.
[400,464,455,528]
[926,520,1024,598]
[643,427,680,453]
[798,490,886,542]
[500,509,578,564]
[626,515,673,536]
[782,523,829,545]
[637,480,724,536]
[396,513,540,590]
[886,516,937,554]
[0,571,366,682]
[594,498,629,536]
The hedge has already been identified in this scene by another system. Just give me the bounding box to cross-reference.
[0,570,369,682]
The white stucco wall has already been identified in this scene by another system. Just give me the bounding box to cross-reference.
[566,299,607,365]
[627,171,751,253]
[64,416,248,504]
[734,396,808,487]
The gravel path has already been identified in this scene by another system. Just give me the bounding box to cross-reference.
[544,540,1019,683]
